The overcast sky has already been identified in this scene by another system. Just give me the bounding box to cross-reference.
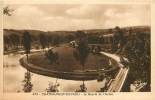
[3,4,150,31]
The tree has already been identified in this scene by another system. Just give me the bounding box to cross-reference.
[122,33,150,91]
[46,80,60,92]
[73,31,90,91]
[9,34,20,49]
[45,49,59,64]
[75,31,86,39]
[75,84,87,92]
[51,35,61,47]
[73,37,90,70]
[4,35,11,51]
[39,33,47,51]
[113,26,126,53]
[65,34,75,42]
[22,71,33,92]
[46,34,52,49]
[23,31,31,62]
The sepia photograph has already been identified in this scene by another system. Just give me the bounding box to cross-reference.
[3,3,151,93]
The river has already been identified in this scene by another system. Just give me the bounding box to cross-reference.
[3,53,106,92]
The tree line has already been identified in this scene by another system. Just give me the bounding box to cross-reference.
[3,31,75,52]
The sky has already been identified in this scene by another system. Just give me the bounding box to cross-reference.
[3,4,150,31]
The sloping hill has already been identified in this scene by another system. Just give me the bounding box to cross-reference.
[4,25,150,36]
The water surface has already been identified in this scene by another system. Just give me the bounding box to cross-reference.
[4,53,106,92]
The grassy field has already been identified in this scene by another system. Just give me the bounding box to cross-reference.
[28,45,111,72]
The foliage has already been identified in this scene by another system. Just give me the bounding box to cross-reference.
[97,72,105,82]
[4,34,20,51]
[52,35,61,46]
[39,33,48,50]
[22,71,33,92]
[46,81,60,92]
[22,31,31,61]
[10,34,20,49]
[65,34,75,42]
[45,49,59,64]
[75,84,87,92]
[88,35,100,44]
[23,31,31,53]
[112,26,126,52]
[73,32,90,67]
[122,33,150,91]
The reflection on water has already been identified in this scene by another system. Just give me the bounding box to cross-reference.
[4,53,105,92]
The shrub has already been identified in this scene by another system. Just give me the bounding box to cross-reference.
[45,49,59,64]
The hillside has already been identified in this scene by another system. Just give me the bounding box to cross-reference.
[3,25,150,37]
[3,29,75,37]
